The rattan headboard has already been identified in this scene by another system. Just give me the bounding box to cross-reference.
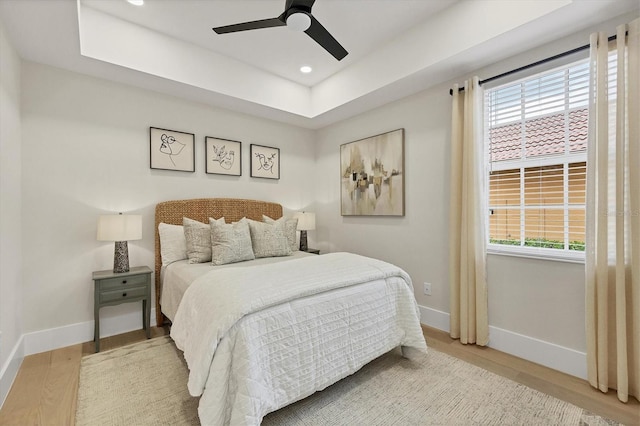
[154,198,283,325]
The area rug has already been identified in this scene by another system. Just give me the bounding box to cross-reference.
[75,336,617,425]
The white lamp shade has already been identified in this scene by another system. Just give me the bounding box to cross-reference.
[97,214,142,241]
[293,212,315,231]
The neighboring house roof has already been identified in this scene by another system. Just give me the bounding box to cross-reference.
[489,108,588,162]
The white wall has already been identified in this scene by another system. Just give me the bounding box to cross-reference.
[20,62,316,337]
[6,9,637,388]
[314,14,636,375]
[0,18,23,405]
[315,88,451,313]
[315,76,588,375]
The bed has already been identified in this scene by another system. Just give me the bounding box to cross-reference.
[155,198,427,425]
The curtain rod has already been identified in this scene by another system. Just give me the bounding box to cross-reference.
[449,33,621,96]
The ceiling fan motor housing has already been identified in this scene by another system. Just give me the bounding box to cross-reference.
[286,11,311,31]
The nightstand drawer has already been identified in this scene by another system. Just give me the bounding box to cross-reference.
[93,266,152,352]
[100,286,147,303]
[98,274,148,291]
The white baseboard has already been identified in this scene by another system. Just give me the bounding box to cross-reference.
[0,309,157,410]
[418,305,450,333]
[23,308,157,356]
[418,305,587,380]
[0,334,24,409]
[3,305,586,409]
[487,325,587,379]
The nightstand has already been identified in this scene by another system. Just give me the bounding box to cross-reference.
[92,266,152,352]
[302,248,320,255]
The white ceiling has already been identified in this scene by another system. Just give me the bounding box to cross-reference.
[82,0,457,86]
[1,0,638,128]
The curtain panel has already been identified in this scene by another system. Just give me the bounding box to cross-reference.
[585,18,639,403]
[449,77,489,346]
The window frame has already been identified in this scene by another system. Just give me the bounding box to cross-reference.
[484,59,589,264]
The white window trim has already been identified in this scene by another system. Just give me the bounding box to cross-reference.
[485,60,589,262]
[490,152,587,172]
[487,243,585,264]
[487,159,587,261]
[486,153,587,263]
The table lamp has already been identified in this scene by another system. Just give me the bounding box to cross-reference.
[97,213,142,273]
[293,211,315,251]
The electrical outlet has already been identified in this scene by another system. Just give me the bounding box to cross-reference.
[423,282,432,296]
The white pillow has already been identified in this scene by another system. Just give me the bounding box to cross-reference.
[158,223,187,266]
[184,217,225,263]
[210,218,255,265]
[263,215,298,252]
[248,218,292,258]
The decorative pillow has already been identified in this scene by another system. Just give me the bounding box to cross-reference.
[183,217,225,263]
[158,223,187,266]
[248,218,292,258]
[262,215,298,252]
[210,218,255,265]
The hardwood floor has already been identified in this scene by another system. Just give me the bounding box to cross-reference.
[423,326,639,426]
[0,326,170,426]
[0,325,637,425]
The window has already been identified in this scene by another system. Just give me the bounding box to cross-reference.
[485,59,589,261]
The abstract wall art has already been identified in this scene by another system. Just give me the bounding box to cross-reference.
[340,129,405,216]
[150,127,195,172]
[205,137,241,176]
[250,144,280,180]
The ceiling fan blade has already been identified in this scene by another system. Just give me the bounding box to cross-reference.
[213,17,285,34]
[286,0,315,11]
[304,15,348,61]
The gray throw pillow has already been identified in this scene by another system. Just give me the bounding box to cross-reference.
[249,218,292,258]
[262,215,298,252]
[183,217,224,263]
[210,218,255,265]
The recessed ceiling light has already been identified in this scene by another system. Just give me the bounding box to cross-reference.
[127,0,144,5]
[300,66,312,74]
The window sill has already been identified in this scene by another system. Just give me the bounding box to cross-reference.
[487,245,585,264]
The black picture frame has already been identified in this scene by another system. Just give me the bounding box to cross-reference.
[250,144,280,180]
[149,127,195,172]
[205,137,242,176]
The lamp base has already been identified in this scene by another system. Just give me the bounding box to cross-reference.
[299,230,308,251]
[113,241,130,273]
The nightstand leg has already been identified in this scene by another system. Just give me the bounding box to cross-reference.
[93,267,152,349]
[94,307,100,353]
[144,299,151,339]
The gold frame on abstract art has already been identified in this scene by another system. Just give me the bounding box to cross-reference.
[340,129,405,216]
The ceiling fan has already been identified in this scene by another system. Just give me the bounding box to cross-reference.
[212,0,348,61]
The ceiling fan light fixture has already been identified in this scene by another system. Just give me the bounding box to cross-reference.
[212,1,348,61]
[286,12,311,32]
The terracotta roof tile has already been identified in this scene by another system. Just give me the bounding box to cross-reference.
[489,108,588,161]
[568,108,588,152]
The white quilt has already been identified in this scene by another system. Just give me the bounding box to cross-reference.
[170,252,427,425]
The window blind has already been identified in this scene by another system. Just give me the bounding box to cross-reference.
[486,58,591,254]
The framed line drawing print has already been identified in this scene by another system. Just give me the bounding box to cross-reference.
[150,127,195,172]
[205,137,241,176]
[250,144,280,180]
[340,128,405,216]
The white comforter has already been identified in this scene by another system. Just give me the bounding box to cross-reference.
[170,252,427,425]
